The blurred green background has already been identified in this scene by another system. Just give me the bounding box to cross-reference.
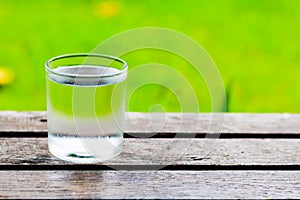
[0,0,299,112]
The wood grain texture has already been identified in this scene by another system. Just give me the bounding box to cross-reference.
[0,111,46,133]
[0,112,299,199]
[0,138,299,166]
[0,170,299,199]
[1,111,300,135]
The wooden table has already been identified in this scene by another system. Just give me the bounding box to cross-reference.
[0,112,299,199]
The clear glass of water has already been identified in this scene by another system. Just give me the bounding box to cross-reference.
[45,53,127,163]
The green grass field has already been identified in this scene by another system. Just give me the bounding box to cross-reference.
[0,0,300,112]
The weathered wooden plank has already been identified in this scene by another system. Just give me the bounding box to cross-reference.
[0,111,46,133]
[0,170,299,199]
[1,111,300,136]
[0,138,299,166]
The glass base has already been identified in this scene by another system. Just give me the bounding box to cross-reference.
[48,133,123,163]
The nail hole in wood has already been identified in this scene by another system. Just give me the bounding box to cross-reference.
[40,119,47,122]
[190,157,210,161]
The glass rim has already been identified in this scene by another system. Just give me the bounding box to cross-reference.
[45,53,128,78]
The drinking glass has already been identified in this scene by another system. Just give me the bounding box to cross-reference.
[45,53,127,163]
